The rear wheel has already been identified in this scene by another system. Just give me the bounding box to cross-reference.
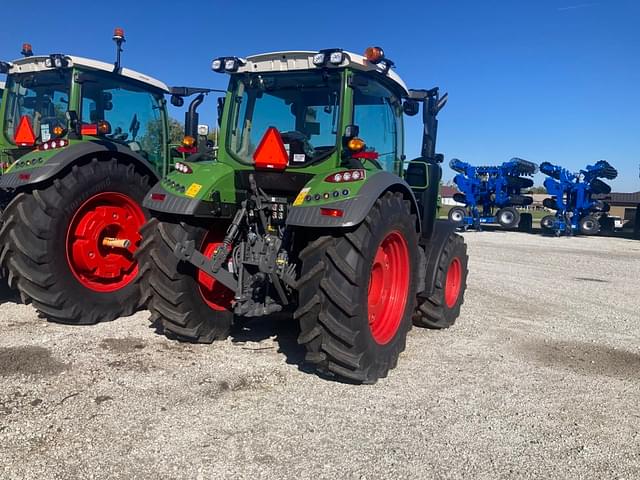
[0,159,149,324]
[579,215,600,235]
[295,192,418,384]
[496,206,520,229]
[138,219,233,343]
[448,206,466,226]
[413,232,468,329]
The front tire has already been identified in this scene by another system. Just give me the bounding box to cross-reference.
[413,232,468,329]
[0,159,149,324]
[295,192,418,384]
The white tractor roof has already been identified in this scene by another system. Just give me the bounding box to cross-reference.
[237,50,410,96]
[7,55,169,93]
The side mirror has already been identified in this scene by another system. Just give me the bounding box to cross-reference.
[403,100,419,116]
[171,95,184,107]
[405,161,430,190]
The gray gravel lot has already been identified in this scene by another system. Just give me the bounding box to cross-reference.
[1,231,639,479]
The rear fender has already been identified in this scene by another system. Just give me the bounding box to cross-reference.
[0,140,161,191]
[286,171,422,233]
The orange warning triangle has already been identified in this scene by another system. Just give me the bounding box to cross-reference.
[253,127,289,171]
[14,115,36,146]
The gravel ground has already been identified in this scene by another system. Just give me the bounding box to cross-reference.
[1,231,639,479]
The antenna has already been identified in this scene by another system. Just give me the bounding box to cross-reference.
[112,27,125,72]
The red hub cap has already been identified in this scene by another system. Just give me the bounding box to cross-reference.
[368,231,410,345]
[444,257,462,308]
[197,232,234,311]
[66,192,145,292]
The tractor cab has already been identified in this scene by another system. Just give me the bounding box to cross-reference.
[0,35,173,176]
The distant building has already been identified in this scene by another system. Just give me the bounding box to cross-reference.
[595,192,640,229]
[440,185,464,206]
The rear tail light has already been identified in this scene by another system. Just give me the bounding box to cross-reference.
[325,169,366,183]
[320,208,344,218]
[150,193,166,201]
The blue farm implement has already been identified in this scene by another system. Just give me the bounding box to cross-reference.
[448,158,538,231]
[539,160,617,236]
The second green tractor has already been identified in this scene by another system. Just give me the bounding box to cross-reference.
[140,47,469,383]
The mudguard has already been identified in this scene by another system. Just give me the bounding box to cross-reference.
[417,219,458,296]
[0,140,160,191]
[286,171,422,232]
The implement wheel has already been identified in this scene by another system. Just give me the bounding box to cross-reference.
[0,159,149,324]
[295,192,418,384]
[496,206,520,229]
[138,219,233,343]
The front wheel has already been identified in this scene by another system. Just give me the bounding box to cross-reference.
[413,232,468,329]
[295,192,418,384]
[0,159,149,324]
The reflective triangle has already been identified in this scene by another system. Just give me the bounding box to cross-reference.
[253,127,288,171]
[15,115,36,146]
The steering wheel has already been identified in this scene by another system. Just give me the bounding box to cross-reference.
[280,131,314,158]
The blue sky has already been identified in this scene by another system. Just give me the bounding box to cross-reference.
[1,0,638,191]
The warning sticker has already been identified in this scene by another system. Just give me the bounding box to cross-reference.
[185,183,203,198]
[293,154,306,163]
[41,125,51,142]
[293,187,310,206]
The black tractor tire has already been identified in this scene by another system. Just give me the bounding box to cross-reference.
[579,215,600,235]
[448,206,467,226]
[496,206,521,229]
[138,218,233,343]
[295,192,419,384]
[590,179,611,195]
[518,213,533,232]
[413,232,468,329]
[0,159,150,324]
[541,215,557,233]
[543,197,558,210]
[452,193,467,204]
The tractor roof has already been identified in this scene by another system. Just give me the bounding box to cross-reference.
[7,55,169,93]
[237,51,410,96]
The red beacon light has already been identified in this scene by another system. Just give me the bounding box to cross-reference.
[21,43,33,57]
[113,27,125,42]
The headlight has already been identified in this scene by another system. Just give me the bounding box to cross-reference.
[313,53,326,66]
[329,51,344,65]
[211,58,223,72]
[224,58,239,71]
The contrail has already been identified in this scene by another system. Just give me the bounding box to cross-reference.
[557,2,599,11]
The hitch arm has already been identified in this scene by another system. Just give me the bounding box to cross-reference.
[173,240,237,291]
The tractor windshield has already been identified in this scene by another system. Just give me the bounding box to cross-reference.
[228,71,341,166]
[3,70,71,145]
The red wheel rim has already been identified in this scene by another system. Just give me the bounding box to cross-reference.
[367,231,410,345]
[197,231,234,311]
[444,257,462,308]
[66,192,145,292]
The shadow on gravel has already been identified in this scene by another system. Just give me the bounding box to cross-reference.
[0,346,69,377]
[0,278,19,304]
[522,339,640,380]
[230,314,308,371]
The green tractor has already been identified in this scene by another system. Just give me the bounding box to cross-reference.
[0,30,213,323]
[139,47,469,383]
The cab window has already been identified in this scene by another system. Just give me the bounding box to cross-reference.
[81,74,165,168]
[352,77,403,175]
